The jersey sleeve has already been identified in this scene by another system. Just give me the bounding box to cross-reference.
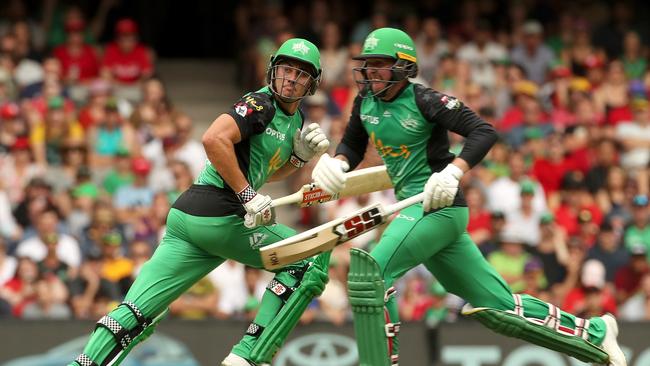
[414,84,498,168]
[226,92,276,140]
[335,95,368,170]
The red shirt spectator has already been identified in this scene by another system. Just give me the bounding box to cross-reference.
[52,19,99,82]
[614,247,650,302]
[102,19,153,84]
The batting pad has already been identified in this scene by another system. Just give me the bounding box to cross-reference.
[348,248,393,366]
[462,304,609,364]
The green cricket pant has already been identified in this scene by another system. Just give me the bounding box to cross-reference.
[72,207,302,365]
[371,204,606,355]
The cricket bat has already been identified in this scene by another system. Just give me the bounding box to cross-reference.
[272,165,392,208]
[260,192,424,270]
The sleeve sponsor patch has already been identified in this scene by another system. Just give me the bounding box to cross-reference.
[440,95,462,110]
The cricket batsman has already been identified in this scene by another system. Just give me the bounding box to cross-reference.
[69,38,331,366]
[311,28,626,366]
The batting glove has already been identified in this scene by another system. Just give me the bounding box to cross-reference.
[290,123,330,167]
[238,185,276,228]
[423,164,463,212]
[312,153,349,194]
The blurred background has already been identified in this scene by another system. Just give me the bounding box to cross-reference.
[1,0,650,365]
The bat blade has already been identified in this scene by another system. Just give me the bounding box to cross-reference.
[260,193,424,270]
[260,204,385,270]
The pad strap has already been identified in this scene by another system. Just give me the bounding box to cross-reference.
[75,353,98,366]
[246,322,265,337]
[267,278,295,302]
[96,315,133,350]
[544,303,561,331]
[575,317,591,341]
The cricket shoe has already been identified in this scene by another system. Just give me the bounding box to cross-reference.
[221,353,269,366]
[599,314,627,366]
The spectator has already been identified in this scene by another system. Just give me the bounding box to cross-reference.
[21,271,71,319]
[595,60,632,125]
[172,114,207,179]
[619,273,650,321]
[563,259,617,317]
[52,18,100,84]
[457,20,507,89]
[506,180,544,247]
[586,139,619,194]
[465,185,492,246]
[11,176,56,231]
[415,18,449,84]
[587,221,629,282]
[621,31,646,80]
[101,148,134,195]
[0,180,21,242]
[615,98,650,171]
[0,237,17,286]
[614,245,650,304]
[29,95,84,166]
[1,136,44,207]
[532,213,570,292]
[399,274,434,322]
[319,21,348,91]
[88,98,135,168]
[129,240,152,278]
[101,18,153,100]
[520,257,549,300]
[554,171,603,238]
[623,194,650,258]
[1,257,39,317]
[488,229,530,293]
[98,231,133,295]
[510,20,555,84]
[208,260,249,317]
[487,152,546,215]
[77,79,112,130]
[68,253,121,319]
[15,207,80,268]
[113,156,154,224]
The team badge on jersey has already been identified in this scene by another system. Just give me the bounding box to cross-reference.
[440,95,462,110]
[235,103,250,117]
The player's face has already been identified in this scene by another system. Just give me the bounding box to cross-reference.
[273,60,314,101]
[364,58,394,92]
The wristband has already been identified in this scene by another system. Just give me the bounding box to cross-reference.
[289,153,306,168]
[237,184,257,203]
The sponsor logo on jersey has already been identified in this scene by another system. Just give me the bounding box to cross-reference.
[383,110,392,118]
[292,40,310,55]
[249,232,268,249]
[370,131,411,159]
[267,147,284,174]
[360,114,379,125]
[265,127,286,141]
[440,95,461,110]
[399,113,420,131]
[234,103,251,117]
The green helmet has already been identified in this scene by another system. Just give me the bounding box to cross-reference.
[353,28,418,98]
[355,27,418,65]
[266,38,322,101]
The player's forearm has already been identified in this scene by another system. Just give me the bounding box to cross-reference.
[203,134,249,192]
[268,163,299,182]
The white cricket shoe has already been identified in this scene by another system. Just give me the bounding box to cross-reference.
[220,353,269,366]
[600,314,627,366]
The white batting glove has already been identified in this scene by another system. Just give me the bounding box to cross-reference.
[311,153,349,194]
[292,123,330,164]
[423,164,463,212]
[238,185,276,228]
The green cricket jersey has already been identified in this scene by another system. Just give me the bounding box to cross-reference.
[336,83,497,201]
[186,86,303,217]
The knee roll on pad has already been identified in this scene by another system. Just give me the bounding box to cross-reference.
[462,296,609,364]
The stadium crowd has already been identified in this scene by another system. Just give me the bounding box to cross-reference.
[1,0,650,334]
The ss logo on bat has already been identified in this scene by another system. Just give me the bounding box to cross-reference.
[340,207,382,239]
